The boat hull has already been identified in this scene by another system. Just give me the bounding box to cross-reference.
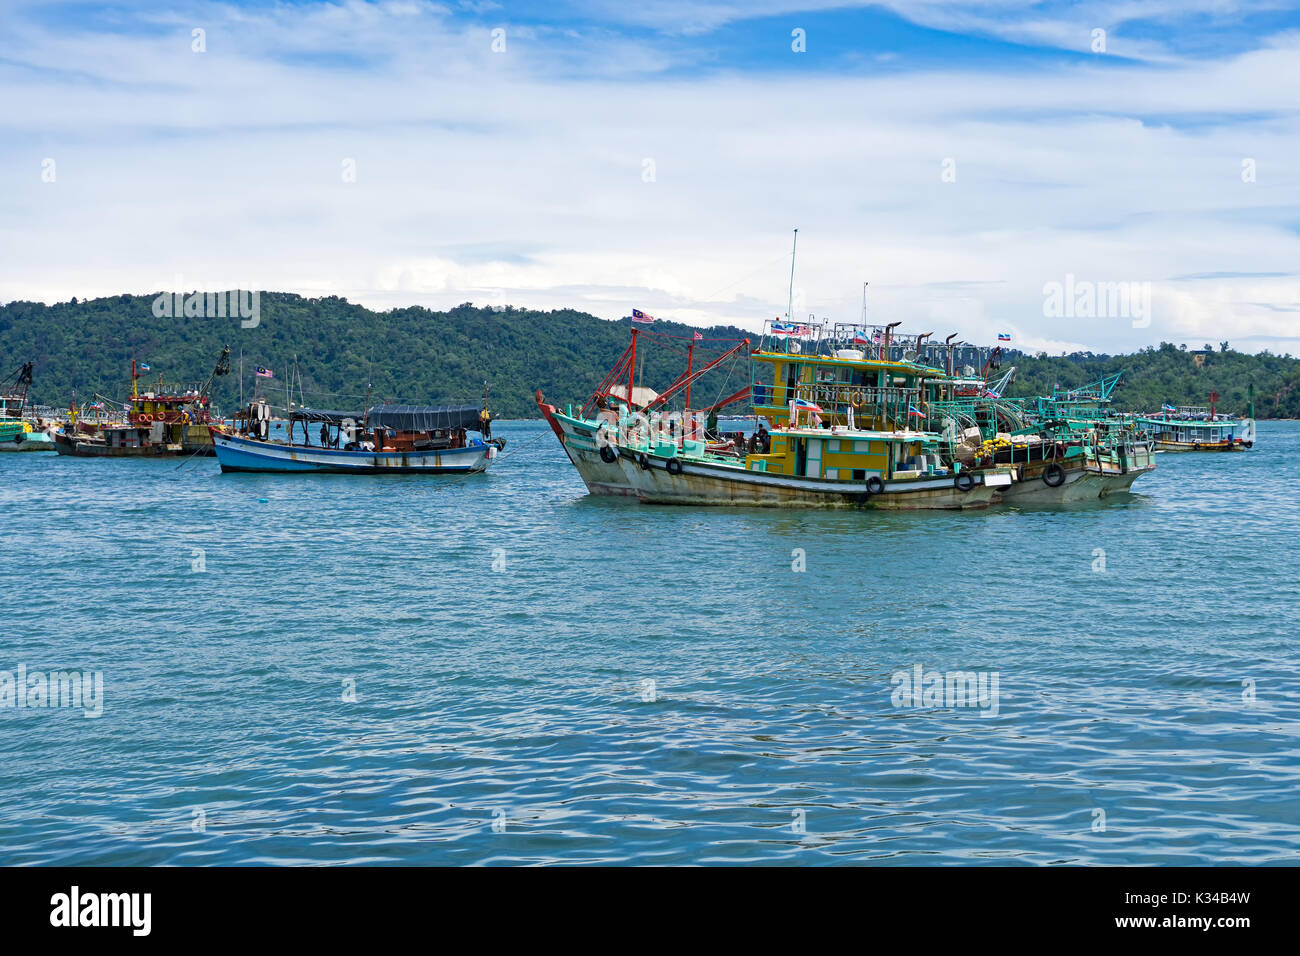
[0,431,56,452]
[616,448,999,509]
[53,431,213,457]
[212,433,499,474]
[1152,439,1251,452]
[538,399,637,495]
[997,461,1104,505]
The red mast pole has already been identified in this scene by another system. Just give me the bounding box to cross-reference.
[684,340,694,415]
[627,327,638,413]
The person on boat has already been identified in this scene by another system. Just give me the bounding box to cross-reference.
[320,423,330,448]
[706,409,719,440]
[756,423,771,454]
[480,408,492,439]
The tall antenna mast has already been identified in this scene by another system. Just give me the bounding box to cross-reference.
[786,228,798,322]
[861,281,869,324]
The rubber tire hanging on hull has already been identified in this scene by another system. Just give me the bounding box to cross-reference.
[1043,463,1066,487]
[599,444,618,464]
[954,472,975,493]
[865,475,885,495]
[638,452,652,471]
[665,457,684,475]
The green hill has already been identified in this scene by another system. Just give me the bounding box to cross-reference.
[2,293,1298,418]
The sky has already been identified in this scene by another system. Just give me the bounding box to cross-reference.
[2,0,1298,354]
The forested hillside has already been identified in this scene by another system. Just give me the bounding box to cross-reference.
[2,293,1297,418]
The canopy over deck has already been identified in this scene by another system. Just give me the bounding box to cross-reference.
[366,404,483,432]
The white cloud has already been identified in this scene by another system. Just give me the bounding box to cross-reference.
[0,1,1297,354]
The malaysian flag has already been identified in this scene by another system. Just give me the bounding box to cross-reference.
[772,323,812,336]
[631,309,655,324]
[256,366,274,378]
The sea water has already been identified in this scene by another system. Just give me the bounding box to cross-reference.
[1,421,1297,864]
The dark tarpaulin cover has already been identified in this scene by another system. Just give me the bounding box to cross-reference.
[366,404,483,432]
[290,408,360,424]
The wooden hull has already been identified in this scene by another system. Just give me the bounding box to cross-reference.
[0,432,56,452]
[1153,439,1251,453]
[53,431,213,457]
[615,448,1000,509]
[212,433,499,474]
[997,461,1105,505]
[538,399,638,495]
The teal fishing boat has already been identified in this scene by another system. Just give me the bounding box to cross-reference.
[0,362,56,452]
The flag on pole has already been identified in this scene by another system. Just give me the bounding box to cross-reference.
[1161,403,1177,412]
[139,363,151,371]
[256,366,274,378]
[908,405,925,417]
[693,331,703,341]
[997,333,1011,342]
[792,398,823,413]
[631,309,655,324]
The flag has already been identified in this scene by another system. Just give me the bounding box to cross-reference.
[871,331,885,343]
[631,309,655,324]
[772,323,812,337]
[256,366,274,378]
[997,333,1011,341]
[693,331,703,341]
[1161,403,1176,412]
[852,333,869,345]
[139,363,151,371]
[908,405,925,417]
[792,398,822,413]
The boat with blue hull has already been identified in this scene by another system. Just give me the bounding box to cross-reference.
[213,432,499,473]
[213,400,504,474]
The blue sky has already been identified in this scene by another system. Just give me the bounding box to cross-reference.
[2,0,1299,352]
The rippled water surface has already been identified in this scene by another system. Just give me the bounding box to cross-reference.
[2,421,1298,865]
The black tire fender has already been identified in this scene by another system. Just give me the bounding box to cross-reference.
[1043,463,1066,487]
[865,475,885,495]
[638,452,652,471]
[665,457,684,476]
[599,444,618,464]
[954,472,975,493]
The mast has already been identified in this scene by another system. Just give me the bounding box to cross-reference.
[684,338,694,419]
[861,281,868,324]
[627,327,638,413]
[786,228,798,324]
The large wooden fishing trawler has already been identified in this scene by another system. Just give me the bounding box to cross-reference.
[539,311,1154,507]
[53,348,231,457]
[539,317,1021,509]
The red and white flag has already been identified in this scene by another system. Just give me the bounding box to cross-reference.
[255,366,274,378]
[631,309,655,324]
[693,331,703,341]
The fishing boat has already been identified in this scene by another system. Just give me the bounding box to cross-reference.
[935,368,1155,502]
[539,318,1018,508]
[213,399,504,474]
[1133,393,1255,452]
[54,348,231,457]
[0,362,57,451]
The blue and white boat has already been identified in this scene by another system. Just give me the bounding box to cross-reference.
[213,401,504,474]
